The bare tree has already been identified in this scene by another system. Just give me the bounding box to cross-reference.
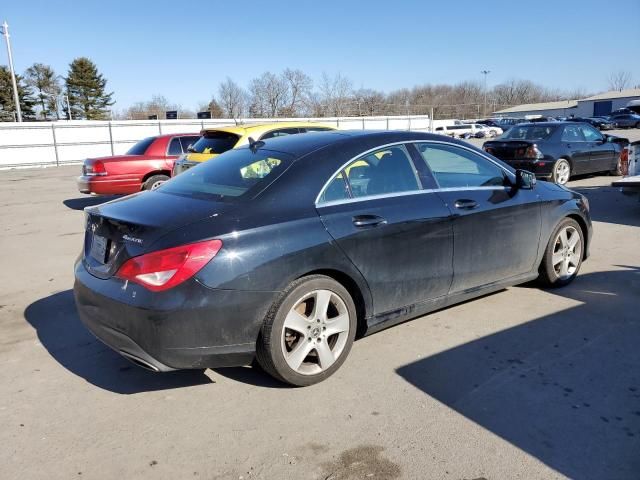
[281,68,313,116]
[218,77,246,119]
[318,73,353,116]
[608,71,632,92]
[248,72,289,117]
[125,94,179,120]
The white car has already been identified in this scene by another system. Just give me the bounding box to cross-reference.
[435,123,502,138]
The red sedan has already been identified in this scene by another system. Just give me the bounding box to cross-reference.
[77,133,200,194]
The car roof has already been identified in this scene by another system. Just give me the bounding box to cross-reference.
[201,121,335,135]
[153,133,201,139]
[244,129,473,158]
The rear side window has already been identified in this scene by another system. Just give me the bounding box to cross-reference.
[416,143,506,188]
[159,148,293,201]
[318,145,420,203]
[561,126,585,142]
[179,136,199,152]
[190,131,240,154]
[126,137,155,155]
[167,137,182,155]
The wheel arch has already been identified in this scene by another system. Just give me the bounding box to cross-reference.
[140,170,171,188]
[296,268,370,338]
[566,213,589,260]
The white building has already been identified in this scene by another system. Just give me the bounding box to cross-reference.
[494,88,640,118]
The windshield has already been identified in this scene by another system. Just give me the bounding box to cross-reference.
[502,125,557,141]
[158,148,294,201]
[189,131,240,154]
[126,137,155,155]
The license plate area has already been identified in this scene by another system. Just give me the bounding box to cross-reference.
[90,234,109,264]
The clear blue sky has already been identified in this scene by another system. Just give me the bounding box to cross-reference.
[3,0,639,111]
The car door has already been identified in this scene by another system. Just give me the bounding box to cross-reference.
[578,123,615,172]
[560,125,591,175]
[316,144,453,316]
[414,142,542,293]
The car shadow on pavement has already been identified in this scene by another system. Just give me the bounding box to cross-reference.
[24,290,212,394]
[397,267,640,480]
[63,195,121,211]
[571,184,640,227]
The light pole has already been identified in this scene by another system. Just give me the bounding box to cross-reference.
[1,21,22,122]
[481,70,491,118]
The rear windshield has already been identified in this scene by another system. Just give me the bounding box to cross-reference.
[502,125,556,141]
[189,131,241,154]
[126,137,155,155]
[158,148,294,201]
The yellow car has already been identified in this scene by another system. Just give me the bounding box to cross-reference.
[172,122,335,176]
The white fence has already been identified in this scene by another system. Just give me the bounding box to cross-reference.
[0,115,440,168]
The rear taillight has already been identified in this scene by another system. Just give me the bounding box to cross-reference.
[524,145,544,160]
[85,160,107,176]
[484,147,495,155]
[116,239,222,292]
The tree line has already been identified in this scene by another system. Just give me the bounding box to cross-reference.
[0,58,113,121]
[0,58,636,121]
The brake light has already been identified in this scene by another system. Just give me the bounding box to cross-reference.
[484,147,495,155]
[116,239,222,291]
[85,160,107,176]
[524,145,544,160]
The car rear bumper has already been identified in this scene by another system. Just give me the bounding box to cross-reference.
[502,159,555,178]
[73,259,277,371]
[77,175,141,195]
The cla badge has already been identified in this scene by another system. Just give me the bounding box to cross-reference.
[122,234,143,245]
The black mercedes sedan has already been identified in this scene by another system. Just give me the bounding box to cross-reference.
[74,130,592,386]
[483,122,623,185]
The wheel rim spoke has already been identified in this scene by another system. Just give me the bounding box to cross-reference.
[286,339,314,370]
[558,229,568,247]
[312,290,332,322]
[325,313,349,336]
[552,251,564,266]
[315,340,335,369]
[568,231,579,248]
[284,309,311,335]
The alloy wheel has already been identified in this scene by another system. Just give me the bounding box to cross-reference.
[551,226,582,280]
[280,289,350,376]
[554,160,570,185]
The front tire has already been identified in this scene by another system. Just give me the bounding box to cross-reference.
[256,275,357,386]
[538,218,584,288]
[552,158,571,185]
[142,174,169,191]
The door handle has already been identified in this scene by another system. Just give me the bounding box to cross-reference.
[352,215,387,227]
[454,199,479,210]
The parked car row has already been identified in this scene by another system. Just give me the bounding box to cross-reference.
[77,122,334,194]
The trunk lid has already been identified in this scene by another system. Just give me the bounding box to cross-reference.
[483,140,536,160]
[82,190,234,279]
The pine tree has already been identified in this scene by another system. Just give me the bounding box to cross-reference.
[65,57,114,120]
[24,63,61,120]
[0,66,36,121]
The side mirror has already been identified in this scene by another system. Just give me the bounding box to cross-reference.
[515,169,536,189]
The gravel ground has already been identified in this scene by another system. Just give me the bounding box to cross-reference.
[0,130,639,480]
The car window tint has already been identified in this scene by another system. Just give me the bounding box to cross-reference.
[318,171,349,203]
[167,138,182,155]
[503,125,556,140]
[126,137,155,155]
[190,131,240,154]
[261,128,301,140]
[579,124,603,142]
[416,143,505,188]
[561,126,585,142]
[179,136,199,153]
[346,145,419,198]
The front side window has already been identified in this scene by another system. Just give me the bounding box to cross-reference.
[416,143,506,188]
[579,124,603,142]
[159,148,293,201]
[318,145,420,203]
[189,131,240,154]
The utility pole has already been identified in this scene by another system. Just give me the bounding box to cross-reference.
[1,21,22,122]
[481,70,491,118]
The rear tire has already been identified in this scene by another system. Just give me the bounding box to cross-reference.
[142,174,169,191]
[552,158,571,185]
[256,275,357,386]
[538,218,584,288]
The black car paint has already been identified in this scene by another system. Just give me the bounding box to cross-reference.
[74,130,592,372]
[482,122,621,179]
